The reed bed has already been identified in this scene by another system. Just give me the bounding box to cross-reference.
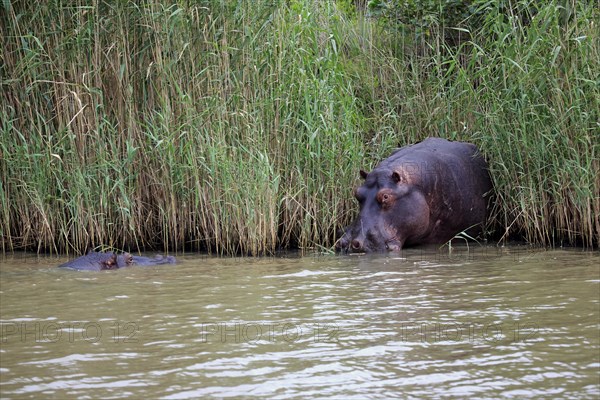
[1,0,598,254]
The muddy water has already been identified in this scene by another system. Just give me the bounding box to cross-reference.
[0,246,598,399]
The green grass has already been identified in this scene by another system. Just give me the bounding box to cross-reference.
[1,0,598,254]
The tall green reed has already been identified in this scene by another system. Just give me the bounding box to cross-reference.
[1,0,367,254]
[1,0,597,254]
[350,0,599,247]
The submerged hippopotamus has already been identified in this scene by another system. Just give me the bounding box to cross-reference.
[337,137,493,253]
[58,251,176,271]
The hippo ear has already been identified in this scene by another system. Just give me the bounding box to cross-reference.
[359,170,368,180]
[103,253,118,270]
[392,171,401,184]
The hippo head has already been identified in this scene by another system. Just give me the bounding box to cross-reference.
[117,253,177,267]
[336,168,430,253]
[116,253,135,268]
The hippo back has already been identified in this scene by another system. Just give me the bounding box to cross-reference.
[58,251,119,271]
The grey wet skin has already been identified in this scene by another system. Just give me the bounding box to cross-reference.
[58,251,176,271]
[337,137,493,253]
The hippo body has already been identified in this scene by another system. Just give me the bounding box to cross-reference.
[58,251,176,271]
[337,137,493,253]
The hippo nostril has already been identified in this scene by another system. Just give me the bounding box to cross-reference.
[386,242,401,252]
[351,239,362,250]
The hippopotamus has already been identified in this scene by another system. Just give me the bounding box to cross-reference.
[337,137,493,253]
[58,251,176,271]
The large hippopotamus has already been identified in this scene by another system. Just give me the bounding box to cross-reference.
[58,251,176,271]
[337,137,493,253]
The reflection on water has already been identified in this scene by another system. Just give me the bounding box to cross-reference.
[1,246,599,398]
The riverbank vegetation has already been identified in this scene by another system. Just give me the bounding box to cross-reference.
[1,0,598,254]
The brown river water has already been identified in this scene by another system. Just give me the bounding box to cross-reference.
[1,246,599,399]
